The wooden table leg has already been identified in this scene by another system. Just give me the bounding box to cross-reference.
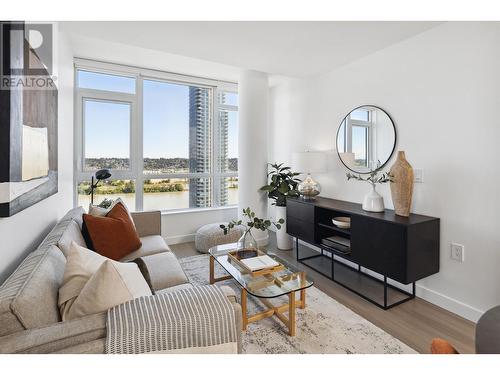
[288,291,296,336]
[209,256,215,284]
[300,289,306,309]
[241,288,248,331]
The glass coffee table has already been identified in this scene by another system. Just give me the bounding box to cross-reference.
[209,243,313,336]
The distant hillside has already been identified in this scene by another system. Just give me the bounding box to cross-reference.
[85,157,238,172]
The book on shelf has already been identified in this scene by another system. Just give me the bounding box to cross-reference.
[240,255,280,272]
[322,235,350,247]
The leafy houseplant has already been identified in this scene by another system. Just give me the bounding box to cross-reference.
[259,163,301,207]
[259,163,301,250]
[220,207,284,251]
[346,170,393,212]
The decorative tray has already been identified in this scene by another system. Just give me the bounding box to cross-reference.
[227,249,284,277]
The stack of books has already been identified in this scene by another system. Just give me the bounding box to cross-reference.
[321,236,351,255]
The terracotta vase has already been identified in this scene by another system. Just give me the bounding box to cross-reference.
[389,151,414,217]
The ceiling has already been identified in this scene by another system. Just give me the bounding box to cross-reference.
[61,21,442,78]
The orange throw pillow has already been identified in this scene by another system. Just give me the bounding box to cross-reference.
[430,338,459,354]
[82,202,142,261]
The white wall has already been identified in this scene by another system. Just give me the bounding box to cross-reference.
[0,26,74,283]
[161,207,237,245]
[269,22,500,321]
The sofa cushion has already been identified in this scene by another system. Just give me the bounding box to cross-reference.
[156,283,193,295]
[57,220,87,257]
[120,235,170,262]
[64,260,151,321]
[37,207,85,252]
[0,246,66,336]
[133,251,189,292]
[0,208,84,336]
[82,203,141,260]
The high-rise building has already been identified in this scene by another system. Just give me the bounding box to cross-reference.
[188,88,230,208]
[218,104,229,206]
[188,87,211,207]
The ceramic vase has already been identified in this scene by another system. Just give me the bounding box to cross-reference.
[275,206,292,250]
[389,151,414,217]
[362,185,385,212]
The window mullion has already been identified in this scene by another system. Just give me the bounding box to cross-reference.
[135,75,144,211]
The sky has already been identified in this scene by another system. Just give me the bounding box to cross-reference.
[80,71,238,159]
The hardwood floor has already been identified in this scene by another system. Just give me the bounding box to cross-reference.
[170,236,475,354]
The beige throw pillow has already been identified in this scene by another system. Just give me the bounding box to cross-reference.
[64,260,151,321]
[58,241,151,321]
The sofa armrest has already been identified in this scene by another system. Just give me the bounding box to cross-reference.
[0,312,106,354]
[220,286,242,353]
[131,210,162,237]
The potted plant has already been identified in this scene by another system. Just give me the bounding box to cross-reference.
[220,207,284,252]
[346,170,393,212]
[259,163,301,250]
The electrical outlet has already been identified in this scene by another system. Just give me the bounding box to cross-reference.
[451,243,465,262]
[414,169,424,183]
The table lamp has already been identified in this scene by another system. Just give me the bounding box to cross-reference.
[292,151,327,200]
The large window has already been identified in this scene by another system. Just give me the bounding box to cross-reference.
[75,61,238,211]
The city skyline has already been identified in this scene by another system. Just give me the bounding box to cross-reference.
[82,72,238,160]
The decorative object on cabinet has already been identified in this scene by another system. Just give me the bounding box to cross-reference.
[286,196,440,309]
[389,151,414,217]
[260,163,301,250]
[292,151,327,200]
[346,170,393,212]
[332,216,351,229]
[220,207,284,252]
[336,105,396,174]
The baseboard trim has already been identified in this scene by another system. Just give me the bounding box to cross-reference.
[415,284,483,322]
[164,234,195,245]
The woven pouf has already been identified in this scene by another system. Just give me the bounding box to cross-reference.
[195,223,245,253]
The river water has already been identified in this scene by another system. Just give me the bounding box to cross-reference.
[78,189,238,211]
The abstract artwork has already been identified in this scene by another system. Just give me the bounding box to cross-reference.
[0,22,58,217]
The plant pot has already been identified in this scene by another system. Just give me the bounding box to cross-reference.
[275,206,293,250]
[362,185,385,212]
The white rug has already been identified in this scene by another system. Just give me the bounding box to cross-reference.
[179,254,416,354]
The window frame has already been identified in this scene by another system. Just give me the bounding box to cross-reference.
[74,59,238,212]
[345,111,373,172]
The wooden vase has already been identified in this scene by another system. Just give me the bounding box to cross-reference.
[389,151,414,217]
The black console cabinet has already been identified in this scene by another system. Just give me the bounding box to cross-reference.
[287,196,440,309]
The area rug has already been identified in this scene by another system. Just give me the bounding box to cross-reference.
[179,254,416,354]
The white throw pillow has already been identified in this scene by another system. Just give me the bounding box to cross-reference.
[88,198,135,227]
[58,241,151,321]
[64,260,152,321]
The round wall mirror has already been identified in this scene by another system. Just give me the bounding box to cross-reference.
[336,105,396,174]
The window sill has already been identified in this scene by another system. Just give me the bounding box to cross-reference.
[160,205,238,216]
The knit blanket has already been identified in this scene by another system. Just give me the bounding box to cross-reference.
[106,285,238,353]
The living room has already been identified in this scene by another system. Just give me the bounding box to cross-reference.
[1,0,499,372]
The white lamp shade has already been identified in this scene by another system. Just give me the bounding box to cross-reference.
[292,151,327,174]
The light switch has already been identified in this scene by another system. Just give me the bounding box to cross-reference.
[414,169,424,183]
